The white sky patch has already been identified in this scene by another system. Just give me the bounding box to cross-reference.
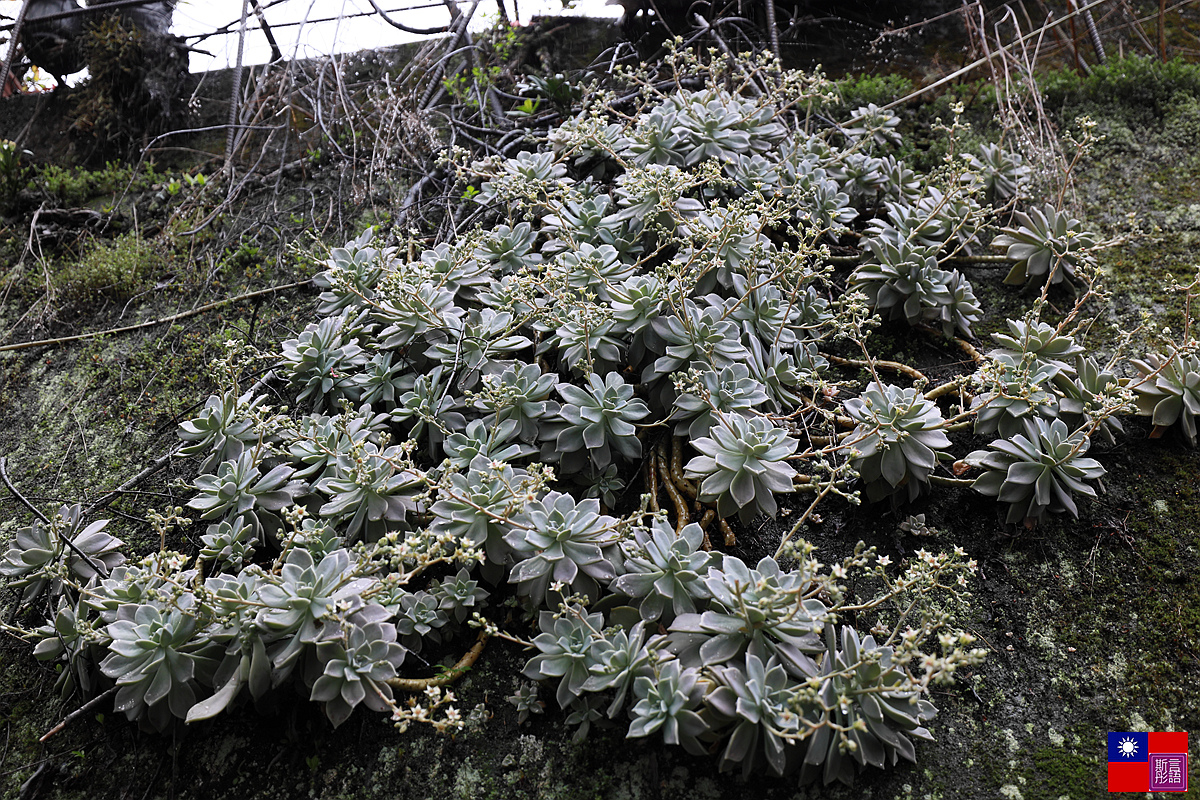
[1,0,621,78]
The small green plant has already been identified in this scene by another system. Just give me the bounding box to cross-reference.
[55,233,161,300]
[0,139,32,207]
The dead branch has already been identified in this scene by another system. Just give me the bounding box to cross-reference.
[0,279,313,354]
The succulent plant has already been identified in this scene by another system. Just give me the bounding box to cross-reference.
[348,352,413,408]
[33,593,98,697]
[805,624,938,786]
[671,363,770,439]
[392,590,450,651]
[795,175,858,237]
[724,151,782,198]
[645,300,749,382]
[101,604,212,729]
[313,228,392,315]
[967,417,1106,527]
[178,391,265,473]
[505,491,620,607]
[723,279,818,350]
[416,242,492,301]
[280,315,368,413]
[707,653,804,777]
[389,365,467,457]
[186,451,304,534]
[627,659,709,753]
[286,406,390,481]
[876,155,922,204]
[670,556,825,677]
[442,418,534,470]
[992,203,1097,286]
[199,516,258,574]
[506,681,545,723]
[622,109,687,167]
[430,456,527,579]
[523,606,608,709]
[310,614,407,727]
[972,354,1063,439]
[613,164,705,229]
[581,620,656,718]
[472,362,558,444]
[843,382,951,502]
[372,281,463,354]
[839,153,888,206]
[912,187,982,249]
[1130,351,1200,445]
[684,414,800,524]
[314,443,421,542]
[679,208,769,283]
[423,308,532,392]
[673,94,755,165]
[0,72,998,781]
[609,274,666,368]
[966,142,1030,203]
[542,372,650,475]
[474,222,543,273]
[576,464,625,510]
[428,567,490,624]
[542,191,643,255]
[897,513,939,538]
[844,103,902,148]
[477,151,571,207]
[0,504,124,604]
[745,337,818,412]
[611,521,720,624]
[553,242,637,303]
[853,237,981,337]
[988,318,1084,378]
[257,548,359,673]
[551,313,627,376]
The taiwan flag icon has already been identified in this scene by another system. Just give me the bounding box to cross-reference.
[1107,731,1188,792]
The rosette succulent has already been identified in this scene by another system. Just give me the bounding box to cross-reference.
[310,614,407,727]
[280,315,368,413]
[178,391,265,473]
[843,382,951,502]
[101,605,211,729]
[670,556,825,677]
[1130,351,1200,445]
[611,521,720,623]
[186,451,304,533]
[684,415,799,524]
[0,504,124,603]
[993,203,1097,286]
[966,417,1106,527]
[542,372,650,475]
[505,492,620,606]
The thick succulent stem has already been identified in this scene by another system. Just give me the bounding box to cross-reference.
[655,443,691,534]
[387,631,489,691]
[830,355,928,384]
